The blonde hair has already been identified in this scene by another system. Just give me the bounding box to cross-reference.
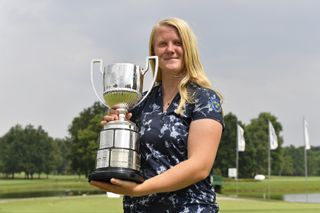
[149,17,219,114]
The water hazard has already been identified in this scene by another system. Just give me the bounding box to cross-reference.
[283,193,320,203]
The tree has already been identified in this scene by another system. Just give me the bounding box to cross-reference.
[0,125,25,178]
[213,112,240,176]
[279,145,295,176]
[308,146,320,175]
[0,124,54,179]
[239,112,284,178]
[68,102,105,177]
[50,138,71,175]
[20,125,53,179]
[283,145,320,176]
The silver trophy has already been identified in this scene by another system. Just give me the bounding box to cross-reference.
[88,56,158,183]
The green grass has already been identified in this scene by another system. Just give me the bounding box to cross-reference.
[1,175,320,212]
[2,175,319,200]
[1,195,320,213]
[0,175,101,199]
[222,176,320,200]
[218,196,320,213]
[0,195,122,213]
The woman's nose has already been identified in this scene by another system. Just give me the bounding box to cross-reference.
[166,43,174,53]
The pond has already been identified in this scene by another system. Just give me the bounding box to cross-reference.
[283,193,320,203]
[0,190,103,199]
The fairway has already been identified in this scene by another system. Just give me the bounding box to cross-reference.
[0,195,122,213]
[0,175,99,199]
[1,175,320,212]
[222,176,320,200]
[1,195,320,213]
[218,196,320,213]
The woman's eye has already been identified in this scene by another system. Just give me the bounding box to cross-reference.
[175,41,182,46]
[158,42,166,47]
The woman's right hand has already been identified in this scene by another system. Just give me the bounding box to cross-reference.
[101,109,132,125]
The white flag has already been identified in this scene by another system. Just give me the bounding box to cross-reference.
[269,121,278,150]
[237,124,245,152]
[304,118,311,150]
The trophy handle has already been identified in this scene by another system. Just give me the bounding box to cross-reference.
[90,59,109,108]
[132,56,159,109]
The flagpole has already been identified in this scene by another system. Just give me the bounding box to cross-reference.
[236,136,239,196]
[267,121,278,179]
[267,120,278,200]
[267,138,271,200]
[303,117,309,203]
[268,141,271,179]
[236,142,239,180]
[304,145,308,203]
[236,124,245,197]
[268,121,271,179]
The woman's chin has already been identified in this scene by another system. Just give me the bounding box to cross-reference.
[163,65,182,72]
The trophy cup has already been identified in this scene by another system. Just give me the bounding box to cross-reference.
[88,56,158,183]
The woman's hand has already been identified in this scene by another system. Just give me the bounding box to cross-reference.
[101,109,132,125]
[90,179,145,197]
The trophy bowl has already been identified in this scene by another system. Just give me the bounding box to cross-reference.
[88,56,158,183]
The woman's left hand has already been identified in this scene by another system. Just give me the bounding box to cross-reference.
[90,178,144,197]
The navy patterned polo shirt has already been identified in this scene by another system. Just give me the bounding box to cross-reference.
[123,82,224,213]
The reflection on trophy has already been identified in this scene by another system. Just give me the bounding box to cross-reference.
[88,56,158,183]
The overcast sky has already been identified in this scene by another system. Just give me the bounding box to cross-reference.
[1,0,319,147]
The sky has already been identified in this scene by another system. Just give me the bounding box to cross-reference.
[0,0,319,147]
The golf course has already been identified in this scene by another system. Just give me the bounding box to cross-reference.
[1,175,320,212]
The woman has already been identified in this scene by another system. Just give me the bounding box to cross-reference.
[90,17,224,212]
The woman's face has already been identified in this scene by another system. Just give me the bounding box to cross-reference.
[153,25,185,76]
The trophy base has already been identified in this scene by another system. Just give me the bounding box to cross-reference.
[88,168,144,183]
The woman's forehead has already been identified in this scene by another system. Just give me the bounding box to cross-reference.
[154,25,180,39]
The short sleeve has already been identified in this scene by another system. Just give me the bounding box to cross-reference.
[191,88,224,127]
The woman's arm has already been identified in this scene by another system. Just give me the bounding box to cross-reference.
[90,118,222,196]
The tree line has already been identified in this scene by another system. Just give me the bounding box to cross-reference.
[214,112,320,177]
[0,102,319,179]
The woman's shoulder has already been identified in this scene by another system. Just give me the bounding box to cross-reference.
[187,82,222,102]
[187,82,223,121]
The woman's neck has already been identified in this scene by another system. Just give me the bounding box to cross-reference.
[161,75,184,111]
[161,75,182,94]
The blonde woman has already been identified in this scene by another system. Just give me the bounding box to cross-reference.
[91,17,224,212]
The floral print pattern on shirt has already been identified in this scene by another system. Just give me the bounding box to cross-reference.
[124,82,223,213]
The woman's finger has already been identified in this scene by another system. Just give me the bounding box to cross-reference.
[101,110,133,126]
[108,108,119,115]
[126,113,132,120]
